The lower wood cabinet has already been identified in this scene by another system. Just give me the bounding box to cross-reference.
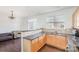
[23,34,46,52]
[39,34,46,50]
[46,35,67,50]
[32,34,46,52]
[23,34,67,52]
[56,35,67,49]
[31,38,39,52]
[46,35,56,45]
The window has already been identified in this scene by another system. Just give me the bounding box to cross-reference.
[28,18,37,30]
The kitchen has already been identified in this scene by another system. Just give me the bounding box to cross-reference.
[20,6,79,52]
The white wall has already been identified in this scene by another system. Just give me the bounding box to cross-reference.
[26,7,77,30]
[0,7,25,33]
[12,7,77,31]
[20,17,28,31]
[0,7,77,33]
[0,13,20,33]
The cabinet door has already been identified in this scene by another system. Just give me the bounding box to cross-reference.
[55,35,67,49]
[31,38,39,52]
[43,34,46,44]
[46,35,67,50]
[46,35,56,45]
[39,34,45,49]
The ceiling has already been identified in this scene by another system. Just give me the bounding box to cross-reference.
[0,6,75,17]
[21,6,74,17]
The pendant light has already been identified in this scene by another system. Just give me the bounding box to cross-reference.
[9,10,15,19]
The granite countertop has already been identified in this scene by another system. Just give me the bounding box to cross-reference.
[23,31,75,40]
[23,32,44,40]
[23,31,68,40]
[46,32,68,37]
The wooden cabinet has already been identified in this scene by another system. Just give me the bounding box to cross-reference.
[31,38,39,52]
[39,34,46,49]
[43,34,47,44]
[46,35,56,45]
[23,34,67,52]
[23,38,39,52]
[46,35,67,50]
[55,35,67,49]
[32,34,46,52]
[23,34,46,52]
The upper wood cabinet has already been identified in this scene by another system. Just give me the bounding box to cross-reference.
[73,7,79,29]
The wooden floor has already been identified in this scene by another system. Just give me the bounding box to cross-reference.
[0,39,21,52]
[38,44,65,52]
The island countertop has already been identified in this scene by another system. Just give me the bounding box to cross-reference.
[23,32,45,40]
[22,31,70,40]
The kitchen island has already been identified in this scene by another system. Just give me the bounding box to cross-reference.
[23,31,46,52]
